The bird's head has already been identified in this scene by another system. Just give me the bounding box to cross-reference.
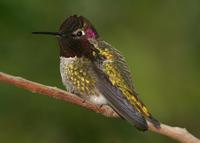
[33,15,99,58]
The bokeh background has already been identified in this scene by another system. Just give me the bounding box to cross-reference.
[0,0,200,143]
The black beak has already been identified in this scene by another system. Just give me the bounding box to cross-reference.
[32,32,62,37]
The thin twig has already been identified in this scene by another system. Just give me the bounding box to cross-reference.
[0,72,199,143]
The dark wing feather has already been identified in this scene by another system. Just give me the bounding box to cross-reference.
[101,43,160,128]
[93,65,148,131]
[94,41,160,129]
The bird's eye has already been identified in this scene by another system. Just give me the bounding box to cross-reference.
[76,31,83,37]
[72,30,85,38]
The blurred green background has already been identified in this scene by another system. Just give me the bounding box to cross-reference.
[0,0,200,143]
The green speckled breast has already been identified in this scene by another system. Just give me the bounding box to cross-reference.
[60,56,96,96]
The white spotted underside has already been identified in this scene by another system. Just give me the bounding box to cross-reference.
[60,56,108,105]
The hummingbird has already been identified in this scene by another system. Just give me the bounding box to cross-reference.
[32,15,160,131]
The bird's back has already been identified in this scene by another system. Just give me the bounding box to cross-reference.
[94,40,160,129]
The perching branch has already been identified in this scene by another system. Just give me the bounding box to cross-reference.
[0,72,199,143]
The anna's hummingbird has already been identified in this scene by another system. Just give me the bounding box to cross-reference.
[33,15,160,131]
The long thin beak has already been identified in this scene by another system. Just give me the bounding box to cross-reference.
[32,32,62,37]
